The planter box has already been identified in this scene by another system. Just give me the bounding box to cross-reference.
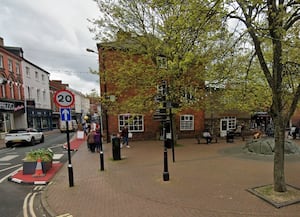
[22,161,53,175]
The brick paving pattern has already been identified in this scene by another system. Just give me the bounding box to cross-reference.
[41,137,300,217]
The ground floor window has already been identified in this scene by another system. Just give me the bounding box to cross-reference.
[118,114,144,132]
[180,115,194,131]
[0,112,11,132]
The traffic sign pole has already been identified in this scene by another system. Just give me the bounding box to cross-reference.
[54,90,75,188]
[66,120,74,187]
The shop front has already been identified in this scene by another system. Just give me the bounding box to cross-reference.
[26,107,52,131]
[0,100,25,134]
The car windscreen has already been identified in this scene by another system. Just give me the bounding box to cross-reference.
[9,129,27,133]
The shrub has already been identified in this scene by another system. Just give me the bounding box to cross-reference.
[24,148,54,162]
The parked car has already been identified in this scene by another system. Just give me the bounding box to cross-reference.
[4,128,45,148]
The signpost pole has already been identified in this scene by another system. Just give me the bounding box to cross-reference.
[66,120,74,187]
[54,90,75,188]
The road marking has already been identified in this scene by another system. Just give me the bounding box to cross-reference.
[0,147,16,154]
[0,163,11,166]
[0,165,22,183]
[29,192,37,217]
[53,153,64,160]
[0,154,19,161]
[57,214,73,217]
[23,192,30,217]
[0,164,22,172]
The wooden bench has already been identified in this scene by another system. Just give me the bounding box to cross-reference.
[195,134,218,144]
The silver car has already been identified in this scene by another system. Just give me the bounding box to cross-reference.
[4,128,45,148]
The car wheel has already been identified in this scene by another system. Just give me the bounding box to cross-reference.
[30,137,35,146]
[40,135,45,143]
[6,143,12,148]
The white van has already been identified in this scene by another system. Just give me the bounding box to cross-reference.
[60,120,78,133]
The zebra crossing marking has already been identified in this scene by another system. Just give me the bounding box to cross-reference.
[0,155,18,161]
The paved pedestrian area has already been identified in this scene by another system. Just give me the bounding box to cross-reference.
[42,137,300,217]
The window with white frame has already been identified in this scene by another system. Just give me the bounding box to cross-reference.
[223,116,236,131]
[8,59,13,72]
[16,63,20,75]
[1,84,5,98]
[37,89,40,102]
[43,90,46,101]
[180,115,194,131]
[10,83,14,98]
[41,74,45,82]
[26,67,30,77]
[35,71,39,80]
[27,86,31,98]
[18,84,21,100]
[118,114,144,132]
[0,54,3,68]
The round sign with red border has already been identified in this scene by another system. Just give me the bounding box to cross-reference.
[53,90,75,108]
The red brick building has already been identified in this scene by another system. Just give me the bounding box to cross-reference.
[49,80,69,129]
[0,37,25,132]
[96,41,205,142]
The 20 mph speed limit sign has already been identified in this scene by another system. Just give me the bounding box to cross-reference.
[54,90,75,108]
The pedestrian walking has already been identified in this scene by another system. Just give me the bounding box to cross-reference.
[121,124,130,148]
[94,128,102,153]
[87,130,96,152]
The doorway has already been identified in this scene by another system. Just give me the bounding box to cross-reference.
[220,117,236,137]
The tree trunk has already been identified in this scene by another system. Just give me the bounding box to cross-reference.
[273,116,286,192]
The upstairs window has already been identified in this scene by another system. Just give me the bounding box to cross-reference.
[16,63,20,75]
[43,90,46,101]
[17,84,21,100]
[10,83,14,98]
[37,89,40,102]
[1,83,6,98]
[26,67,30,77]
[35,71,39,80]
[8,59,13,72]
[0,54,3,69]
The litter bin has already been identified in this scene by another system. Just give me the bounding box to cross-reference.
[112,136,121,160]
[164,139,172,149]
[226,130,234,143]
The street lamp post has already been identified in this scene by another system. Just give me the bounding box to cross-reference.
[86,47,110,143]
[95,111,104,171]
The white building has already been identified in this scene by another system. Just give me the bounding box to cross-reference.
[67,87,90,124]
[22,58,52,130]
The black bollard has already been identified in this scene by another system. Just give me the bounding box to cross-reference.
[163,147,169,181]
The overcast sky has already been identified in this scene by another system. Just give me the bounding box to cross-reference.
[0,0,101,95]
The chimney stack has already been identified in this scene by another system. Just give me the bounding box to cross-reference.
[0,37,3,46]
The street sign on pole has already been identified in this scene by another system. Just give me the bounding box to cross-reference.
[54,90,75,108]
[54,90,75,187]
[60,108,71,121]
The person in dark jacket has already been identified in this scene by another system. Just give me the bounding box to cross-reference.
[121,124,130,148]
[87,130,96,152]
[94,128,102,153]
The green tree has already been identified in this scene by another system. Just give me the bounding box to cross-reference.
[227,0,300,192]
[90,0,299,192]
[90,0,228,113]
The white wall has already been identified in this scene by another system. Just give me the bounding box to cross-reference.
[22,60,51,109]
